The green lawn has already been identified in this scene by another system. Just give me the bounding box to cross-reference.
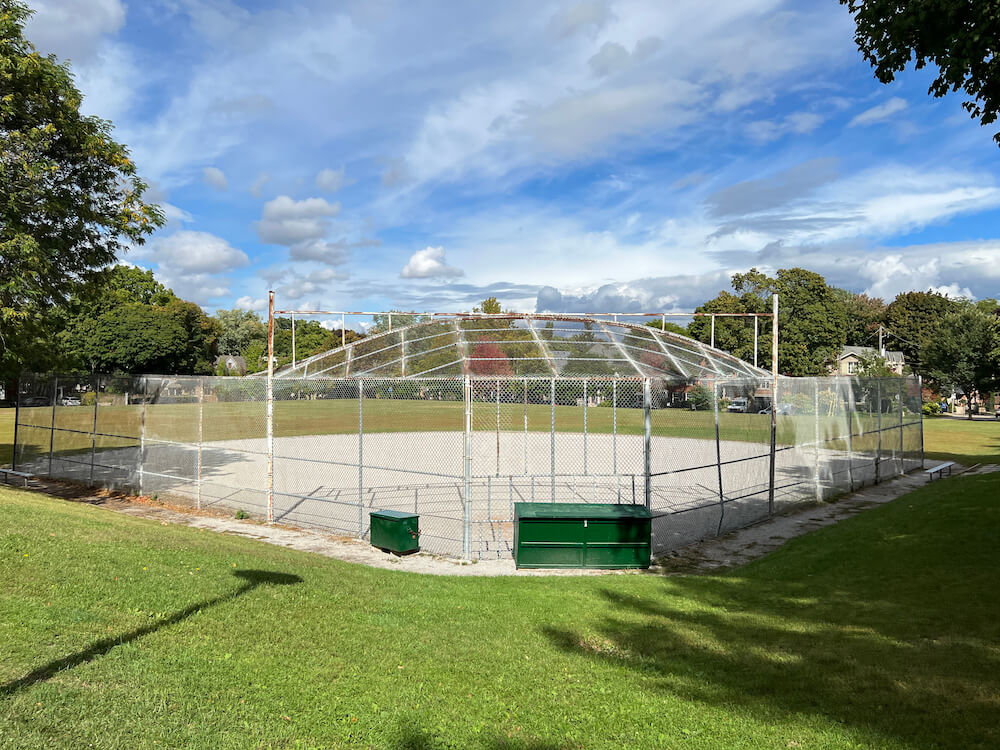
[2,473,999,749]
[922,417,1000,465]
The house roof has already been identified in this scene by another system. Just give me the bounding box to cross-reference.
[838,346,905,364]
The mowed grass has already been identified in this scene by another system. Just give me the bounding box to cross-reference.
[922,417,1000,465]
[2,474,999,749]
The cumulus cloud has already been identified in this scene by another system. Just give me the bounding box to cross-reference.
[249,172,270,197]
[400,247,464,279]
[316,167,346,193]
[140,230,249,274]
[24,0,125,63]
[588,37,662,77]
[235,296,268,312]
[202,166,228,190]
[256,196,341,245]
[848,97,908,127]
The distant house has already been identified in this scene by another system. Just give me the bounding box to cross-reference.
[215,354,247,375]
[833,346,905,376]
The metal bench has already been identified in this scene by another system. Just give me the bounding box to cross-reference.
[0,468,33,487]
[924,461,956,481]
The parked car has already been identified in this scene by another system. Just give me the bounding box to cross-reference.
[20,396,51,407]
[726,397,748,413]
[60,396,82,406]
[758,403,794,415]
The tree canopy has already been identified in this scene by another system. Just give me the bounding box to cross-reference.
[921,303,1000,415]
[0,1,163,381]
[841,0,1000,146]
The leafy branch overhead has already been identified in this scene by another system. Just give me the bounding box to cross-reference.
[842,0,1000,146]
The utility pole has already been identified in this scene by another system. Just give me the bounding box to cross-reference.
[878,325,884,356]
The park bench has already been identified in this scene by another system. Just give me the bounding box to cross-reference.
[0,468,33,487]
[924,461,956,481]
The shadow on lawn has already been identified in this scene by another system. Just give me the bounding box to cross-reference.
[0,569,302,699]
[542,570,1000,749]
[394,727,565,750]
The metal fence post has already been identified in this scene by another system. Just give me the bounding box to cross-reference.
[47,375,57,477]
[713,379,724,533]
[814,378,821,502]
[918,376,925,469]
[846,382,855,492]
[582,379,588,476]
[266,291,275,523]
[358,379,364,538]
[612,380,618,475]
[875,379,882,484]
[898,377,904,475]
[464,375,472,558]
[496,378,501,477]
[643,377,652,510]
[197,377,204,510]
[522,378,528,476]
[139,380,146,495]
[89,375,99,486]
[550,377,556,502]
[768,293,778,518]
[11,375,20,471]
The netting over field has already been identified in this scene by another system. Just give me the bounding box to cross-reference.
[14,371,923,560]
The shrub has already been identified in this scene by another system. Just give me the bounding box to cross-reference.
[922,401,942,417]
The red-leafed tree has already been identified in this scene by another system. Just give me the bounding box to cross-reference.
[470,338,513,376]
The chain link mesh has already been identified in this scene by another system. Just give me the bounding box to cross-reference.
[13,373,925,560]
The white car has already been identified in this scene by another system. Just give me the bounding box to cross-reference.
[727,397,748,413]
[60,396,82,406]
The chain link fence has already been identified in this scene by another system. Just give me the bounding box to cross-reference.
[13,373,923,559]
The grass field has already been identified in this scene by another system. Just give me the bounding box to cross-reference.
[922,417,1000,465]
[1,472,998,748]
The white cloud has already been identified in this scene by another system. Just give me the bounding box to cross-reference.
[746,111,825,143]
[257,196,341,245]
[141,230,249,274]
[400,247,464,279]
[24,0,125,63]
[235,296,268,312]
[848,97,908,127]
[202,166,228,190]
[316,167,346,193]
[588,36,661,77]
[249,172,271,197]
[547,1,615,38]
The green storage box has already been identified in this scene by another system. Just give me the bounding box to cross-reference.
[514,502,652,569]
[370,510,420,554]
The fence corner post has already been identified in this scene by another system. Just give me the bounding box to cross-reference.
[463,375,472,559]
[47,375,57,478]
[10,375,19,471]
[197,377,204,510]
[918,376,925,470]
[139,378,146,495]
[89,374,99,486]
[814,378,822,502]
[358,378,364,539]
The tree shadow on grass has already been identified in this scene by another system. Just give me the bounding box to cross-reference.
[542,569,1000,749]
[394,726,566,750]
[0,569,302,699]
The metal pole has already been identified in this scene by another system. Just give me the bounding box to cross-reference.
[898,377,905,475]
[612,380,618,475]
[464,376,472,558]
[814,379,821,501]
[713,379,724,533]
[550,378,556,501]
[89,375,99,486]
[266,290,275,523]
[583,379,588,475]
[875,379,882,484]
[358,379,364,538]
[846,381,855,491]
[768,294,778,517]
[496,378,500,477]
[47,375,56,477]
[643,377,652,510]
[388,312,392,332]
[291,312,296,369]
[523,378,528,476]
[11,376,19,471]
[139,381,146,495]
[710,315,715,349]
[341,314,346,348]
[753,315,759,368]
[197,377,204,510]
[918,376,925,469]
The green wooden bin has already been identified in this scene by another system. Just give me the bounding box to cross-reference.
[370,510,420,554]
[513,502,652,569]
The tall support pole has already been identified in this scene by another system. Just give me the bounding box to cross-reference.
[266,290,275,523]
[643,377,652,511]
[713,379,724,533]
[341,314,346,348]
[197,378,204,510]
[89,375,99,486]
[612,380,618,475]
[523,378,528,476]
[47,375,57,477]
[291,312,296,369]
[768,294,778,518]
[550,378,556,502]
[358,379,365,538]
[918,376,925,469]
[139,380,146,495]
[875,379,882,484]
[710,315,716,349]
[582,379,588,476]
[496,378,501,477]
[753,315,759,368]
[463,376,472,559]
[814,379,822,501]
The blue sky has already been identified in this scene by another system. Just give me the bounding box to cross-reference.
[25,0,1000,325]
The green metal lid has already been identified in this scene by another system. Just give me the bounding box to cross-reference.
[370,509,419,521]
[514,502,652,520]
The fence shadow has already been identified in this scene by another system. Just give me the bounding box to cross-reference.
[0,570,302,699]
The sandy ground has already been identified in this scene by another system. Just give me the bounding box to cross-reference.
[6,462,988,576]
